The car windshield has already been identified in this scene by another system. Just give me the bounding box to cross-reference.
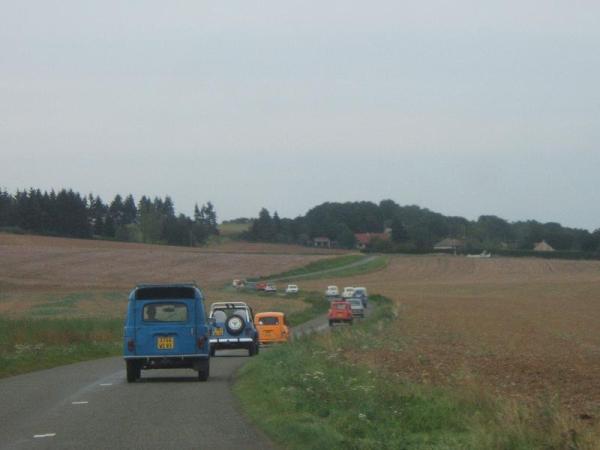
[211,308,248,322]
[349,299,362,306]
[143,303,188,322]
[334,303,347,310]
[258,316,279,325]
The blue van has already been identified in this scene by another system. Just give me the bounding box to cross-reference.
[123,283,211,382]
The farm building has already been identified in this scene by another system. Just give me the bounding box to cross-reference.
[313,237,333,248]
[533,240,555,252]
[433,238,466,251]
[355,232,389,250]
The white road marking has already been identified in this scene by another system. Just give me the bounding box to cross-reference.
[100,383,112,386]
[33,434,56,438]
[72,401,88,405]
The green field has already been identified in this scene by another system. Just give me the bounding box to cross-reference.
[0,318,122,378]
[218,222,250,237]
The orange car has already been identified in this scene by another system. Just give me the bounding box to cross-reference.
[255,312,290,345]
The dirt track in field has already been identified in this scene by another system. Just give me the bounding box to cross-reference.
[301,255,600,415]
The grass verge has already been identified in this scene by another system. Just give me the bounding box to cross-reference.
[0,318,121,378]
[235,296,596,450]
[256,254,365,280]
[285,292,330,327]
[253,254,388,282]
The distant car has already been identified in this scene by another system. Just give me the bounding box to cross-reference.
[325,285,339,297]
[328,300,353,326]
[208,302,259,356]
[255,312,290,345]
[264,283,277,293]
[285,284,299,294]
[123,283,211,382]
[232,279,246,289]
[348,298,365,317]
[255,281,268,291]
[353,287,368,307]
[342,287,355,299]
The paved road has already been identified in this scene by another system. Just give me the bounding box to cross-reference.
[0,349,273,450]
[0,304,372,450]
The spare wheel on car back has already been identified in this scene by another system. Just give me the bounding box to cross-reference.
[226,314,246,335]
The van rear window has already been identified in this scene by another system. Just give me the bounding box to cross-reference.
[136,287,195,300]
[258,316,279,325]
[143,303,188,322]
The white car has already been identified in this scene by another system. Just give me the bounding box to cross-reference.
[342,287,355,299]
[285,284,299,294]
[264,283,277,293]
[325,285,339,297]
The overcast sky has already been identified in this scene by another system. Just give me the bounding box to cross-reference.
[1,1,599,230]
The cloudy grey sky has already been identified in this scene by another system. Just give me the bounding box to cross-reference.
[1,1,599,229]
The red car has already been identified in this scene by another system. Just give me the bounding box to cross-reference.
[255,281,268,291]
[328,301,353,326]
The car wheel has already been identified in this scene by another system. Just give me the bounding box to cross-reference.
[126,360,137,383]
[248,342,256,356]
[225,314,246,336]
[135,364,141,380]
[198,359,209,382]
[328,320,333,327]
[255,341,260,354]
[210,345,216,357]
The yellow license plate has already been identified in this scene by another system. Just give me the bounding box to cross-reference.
[214,328,223,336]
[157,336,174,349]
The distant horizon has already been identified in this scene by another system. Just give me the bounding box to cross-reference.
[1,184,597,233]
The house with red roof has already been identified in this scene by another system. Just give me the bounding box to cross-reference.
[354,232,390,250]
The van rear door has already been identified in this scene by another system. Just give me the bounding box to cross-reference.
[135,300,197,356]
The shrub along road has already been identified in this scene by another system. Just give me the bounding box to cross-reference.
[0,303,372,450]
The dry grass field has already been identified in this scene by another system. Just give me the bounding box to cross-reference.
[0,233,339,318]
[301,255,600,418]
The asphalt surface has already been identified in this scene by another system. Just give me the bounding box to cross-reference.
[0,348,274,450]
[0,304,371,450]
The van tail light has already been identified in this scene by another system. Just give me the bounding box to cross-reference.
[127,339,135,352]
[197,336,206,349]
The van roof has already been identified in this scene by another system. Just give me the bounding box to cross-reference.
[255,311,285,318]
[134,284,201,301]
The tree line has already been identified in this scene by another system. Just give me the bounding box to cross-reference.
[241,200,600,253]
[0,188,218,246]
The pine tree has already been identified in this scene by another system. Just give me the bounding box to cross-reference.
[109,194,124,227]
[122,194,137,225]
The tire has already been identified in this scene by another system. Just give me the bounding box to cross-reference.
[255,341,260,354]
[225,314,246,336]
[248,342,256,357]
[329,320,333,327]
[210,345,216,357]
[198,359,209,382]
[135,364,141,380]
[126,360,137,383]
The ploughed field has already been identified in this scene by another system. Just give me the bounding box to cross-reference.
[302,255,600,416]
[0,233,338,318]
